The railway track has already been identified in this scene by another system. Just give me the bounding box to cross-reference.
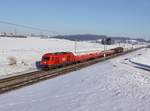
[0,47,144,94]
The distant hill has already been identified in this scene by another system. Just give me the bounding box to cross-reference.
[0,35,27,38]
[51,34,148,43]
[52,34,107,41]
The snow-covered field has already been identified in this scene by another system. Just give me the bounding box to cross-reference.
[0,37,143,77]
[130,48,150,68]
[0,48,150,111]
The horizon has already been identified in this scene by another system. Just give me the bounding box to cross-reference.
[0,0,150,39]
[0,32,149,41]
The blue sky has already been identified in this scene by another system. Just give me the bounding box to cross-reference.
[0,0,150,39]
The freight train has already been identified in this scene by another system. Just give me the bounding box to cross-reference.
[40,47,123,70]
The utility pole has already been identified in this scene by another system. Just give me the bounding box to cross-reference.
[118,41,121,47]
[74,40,77,54]
[132,43,134,49]
[123,42,125,51]
[103,40,106,57]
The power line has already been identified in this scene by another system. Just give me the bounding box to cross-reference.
[0,20,65,35]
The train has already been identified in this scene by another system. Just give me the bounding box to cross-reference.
[40,47,124,70]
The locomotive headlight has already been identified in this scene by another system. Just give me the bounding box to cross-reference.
[43,61,47,64]
[62,57,66,61]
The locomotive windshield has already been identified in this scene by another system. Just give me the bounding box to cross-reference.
[42,57,49,61]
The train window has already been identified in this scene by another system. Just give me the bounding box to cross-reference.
[43,57,49,61]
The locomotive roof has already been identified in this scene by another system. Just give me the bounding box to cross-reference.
[53,52,73,54]
[44,52,73,55]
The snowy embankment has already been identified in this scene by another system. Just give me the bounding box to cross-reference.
[0,48,150,111]
[0,37,144,77]
[130,48,150,70]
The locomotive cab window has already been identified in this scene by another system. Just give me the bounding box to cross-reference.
[43,57,49,61]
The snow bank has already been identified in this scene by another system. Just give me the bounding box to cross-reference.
[130,48,150,69]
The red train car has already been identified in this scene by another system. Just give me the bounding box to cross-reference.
[102,50,115,57]
[111,47,124,53]
[40,52,74,69]
[75,52,104,62]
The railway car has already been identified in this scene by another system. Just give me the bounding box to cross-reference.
[74,52,104,62]
[103,50,115,56]
[40,52,75,69]
[111,47,124,53]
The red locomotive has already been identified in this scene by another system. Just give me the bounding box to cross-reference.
[40,52,75,69]
[40,47,123,69]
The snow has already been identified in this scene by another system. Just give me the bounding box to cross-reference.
[0,37,143,77]
[0,48,150,111]
[130,48,150,67]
